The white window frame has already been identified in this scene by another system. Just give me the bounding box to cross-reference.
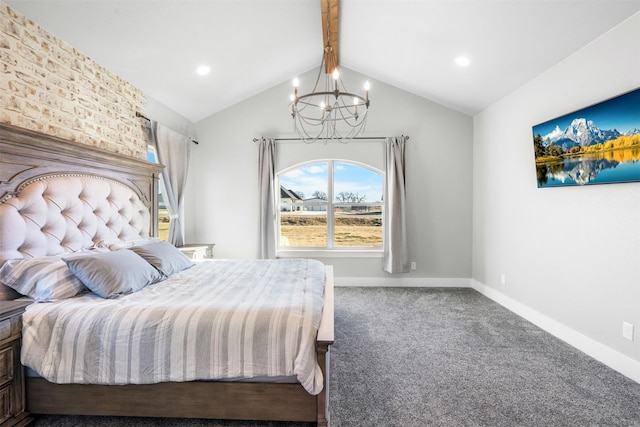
[277,159,384,258]
[147,145,168,241]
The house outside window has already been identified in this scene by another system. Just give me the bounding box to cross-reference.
[277,160,383,255]
[280,187,304,212]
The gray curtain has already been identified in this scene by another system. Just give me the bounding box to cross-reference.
[258,138,277,259]
[149,122,191,247]
[383,136,409,273]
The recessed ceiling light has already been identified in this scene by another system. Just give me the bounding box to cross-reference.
[196,65,211,76]
[454,56,471,67]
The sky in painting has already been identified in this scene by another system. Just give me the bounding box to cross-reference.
[532,88,640,137]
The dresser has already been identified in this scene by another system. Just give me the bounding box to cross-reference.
[0,301,32,427]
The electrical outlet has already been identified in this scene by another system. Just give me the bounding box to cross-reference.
[410,261,417,270]
[623,322,634,341]
[500,274,506,285]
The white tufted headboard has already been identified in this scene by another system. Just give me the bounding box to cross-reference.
[0,175,151,262]
[0,123,163,268]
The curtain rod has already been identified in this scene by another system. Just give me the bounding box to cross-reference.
[252,136,409,143]
[135,111,151,121]
[136,112,199,145]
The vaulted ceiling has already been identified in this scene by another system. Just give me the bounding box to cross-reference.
[6,0,639,123]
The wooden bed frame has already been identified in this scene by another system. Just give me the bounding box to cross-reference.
[0,123,334,426]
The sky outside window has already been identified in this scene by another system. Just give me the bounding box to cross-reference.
[280,161,382,202]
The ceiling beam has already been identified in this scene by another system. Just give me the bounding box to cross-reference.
[321,0,339,74]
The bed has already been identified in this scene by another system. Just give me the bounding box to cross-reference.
[0,123,334,426]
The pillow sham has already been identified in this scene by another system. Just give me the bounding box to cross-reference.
[129,240,194,276]
[0,256,86,302]
[63,249,164,298]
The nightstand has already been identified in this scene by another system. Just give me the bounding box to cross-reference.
[0,301,32,427]
[178,243,215,260]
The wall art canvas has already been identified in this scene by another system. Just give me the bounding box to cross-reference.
[532,88,640,188]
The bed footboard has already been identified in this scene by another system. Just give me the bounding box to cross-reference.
[26,380,318,422]
[316,265,334,426]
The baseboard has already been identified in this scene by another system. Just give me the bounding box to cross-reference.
[471,279,640,384]
[334,276,472,288]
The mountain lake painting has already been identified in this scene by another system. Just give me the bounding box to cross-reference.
[532,87,640,188]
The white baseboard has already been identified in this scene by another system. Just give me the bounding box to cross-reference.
[471,279,640,384]
[334,276,472,288]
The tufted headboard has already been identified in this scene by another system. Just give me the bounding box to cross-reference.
[0,123,163,267]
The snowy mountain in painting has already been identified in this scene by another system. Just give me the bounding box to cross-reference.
[541,118,622,150]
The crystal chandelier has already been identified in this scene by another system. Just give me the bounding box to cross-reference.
[289,0,370,143]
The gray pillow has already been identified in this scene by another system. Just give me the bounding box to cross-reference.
[63,250,164,298]
[129,241,194,276]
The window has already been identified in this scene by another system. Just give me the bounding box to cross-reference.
[147,147,169,241]
[278,160,383,253]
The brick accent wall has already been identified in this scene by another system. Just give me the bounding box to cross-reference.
[0,4,148,160]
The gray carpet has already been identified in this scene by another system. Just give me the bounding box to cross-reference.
[32,287,640,427]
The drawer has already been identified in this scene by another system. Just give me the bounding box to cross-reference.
[0,384,11,425]
[0,318,20,342]
[0,347,13,389]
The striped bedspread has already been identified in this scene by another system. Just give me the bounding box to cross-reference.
[21,258,326,394]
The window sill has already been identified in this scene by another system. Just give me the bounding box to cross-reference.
[277,249,383,258]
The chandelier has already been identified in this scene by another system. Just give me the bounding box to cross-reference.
[289,0,370,143]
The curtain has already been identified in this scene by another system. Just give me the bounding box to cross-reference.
[383,136,409,273]
[149,122,191,247]
[258,138,277,259]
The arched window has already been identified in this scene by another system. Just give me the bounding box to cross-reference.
[277,160,383,252]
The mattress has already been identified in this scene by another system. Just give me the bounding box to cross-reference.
[21,258,326,394]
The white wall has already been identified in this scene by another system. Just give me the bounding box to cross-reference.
[145,97,197,138]
[472,12,640,373]
[187,68,473,281]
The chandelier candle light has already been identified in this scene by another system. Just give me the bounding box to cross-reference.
[290,60,370,143]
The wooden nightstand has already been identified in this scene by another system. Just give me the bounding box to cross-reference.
[0,301,32,427]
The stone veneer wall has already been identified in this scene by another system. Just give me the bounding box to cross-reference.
[0,3,148,160]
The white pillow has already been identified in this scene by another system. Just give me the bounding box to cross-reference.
[0,256,86,302]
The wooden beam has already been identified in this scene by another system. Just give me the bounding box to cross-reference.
[321,0,339,74]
